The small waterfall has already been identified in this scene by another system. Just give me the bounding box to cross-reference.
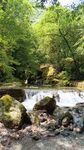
[22,89,84,111]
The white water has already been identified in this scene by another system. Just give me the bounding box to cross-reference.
[22,89,84,111]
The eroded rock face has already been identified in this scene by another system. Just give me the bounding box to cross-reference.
[33,96,56,114]
[0,95,31,129]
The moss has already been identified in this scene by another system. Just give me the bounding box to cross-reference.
[0,95,13,111]
[28,111,40,125]
[0,110,21,128]
[19,103,26,112]
[0,94,28,128]
[33,96,56,114]
[34,97,51,109]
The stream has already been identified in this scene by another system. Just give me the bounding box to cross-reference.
[15,88,83,150]
[0,88,84,150]
[22,88,84,111]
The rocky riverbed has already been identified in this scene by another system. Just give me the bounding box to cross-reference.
[0,89,84,150]
[0,122,84,150]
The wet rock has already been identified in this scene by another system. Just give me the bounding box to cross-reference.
[46,133,55,137]
[33,96,56,114]
[68,123,74,131]
[53,107,71,119]
[75,103,84,114]
[60,112,73,126]
[60,128,70,137]
[61,131,70,137]
[62,117,72,127]
[76,103,84,107]
[53,107,73,127]
[55,129,60,135]
[32,133,41,141]
[46,122,56,131]
[72,112,84,133]
[0,95,31,129]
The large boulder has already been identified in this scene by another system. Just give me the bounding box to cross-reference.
[33,96,56,114]
[0,95,31,129]
[0,88,26,102]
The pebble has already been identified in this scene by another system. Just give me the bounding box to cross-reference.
[73,127,82,133]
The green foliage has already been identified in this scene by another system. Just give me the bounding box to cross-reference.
[34,2,84,81]
[0,1,84,84]
[0,0,39,82]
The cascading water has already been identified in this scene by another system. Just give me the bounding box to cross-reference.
[22,89,84,111]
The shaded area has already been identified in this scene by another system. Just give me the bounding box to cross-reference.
[0,88,26,102]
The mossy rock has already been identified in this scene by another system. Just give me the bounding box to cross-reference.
[0,95,13,111]
[33,96,56,114]
[28,111,40,125]
[0,94,30,128]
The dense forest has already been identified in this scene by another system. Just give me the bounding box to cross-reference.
[0,0,84,86]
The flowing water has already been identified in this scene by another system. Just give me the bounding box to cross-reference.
[1,88,84,150]
[22,88,84,111]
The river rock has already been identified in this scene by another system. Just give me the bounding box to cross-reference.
[32,133,41,141]
[0,95,31,129]
[70,103,84,133]
[73,114,84,133]
[28,111,40,125]
[53,107,73,127]
[76,102,84,107]
[75,103,84,114]
[38,112,48,123]
[45,119,57,131]
[53,106,71,118]
[73,127,82,133]
[62,117,71,127]
[33,96,56,114]
[61,112,73,127]
[28,110,51,125]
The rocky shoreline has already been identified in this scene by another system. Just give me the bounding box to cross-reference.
[0,121,84,150]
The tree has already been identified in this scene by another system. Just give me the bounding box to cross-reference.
[34,2,84,80]
[0,0,38,82]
